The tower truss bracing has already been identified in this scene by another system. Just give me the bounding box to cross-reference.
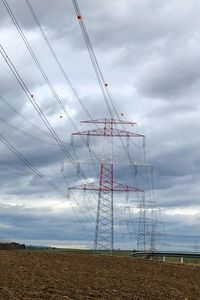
[68,118,146,255]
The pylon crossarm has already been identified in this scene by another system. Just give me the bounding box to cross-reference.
[112,182,144,192]
[69,180,144,192]
[81,118,137,125]
[72,128,144,137]
[62,159,151,166]
[68,181,98,191]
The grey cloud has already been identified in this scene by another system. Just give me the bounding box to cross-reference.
[1,0,200,250]
[137,47,200,99]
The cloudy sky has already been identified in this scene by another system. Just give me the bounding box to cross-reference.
[0,0,200,251]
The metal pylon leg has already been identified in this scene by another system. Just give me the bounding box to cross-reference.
[94,163,114,255]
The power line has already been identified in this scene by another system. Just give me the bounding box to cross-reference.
[0,133,95,240]
[71,0,114,118]
[71,0,155,249]
[0,94,55,141]
[2,0,136,197]
[23,0,103,178]
[71,0,142,194]
[0,45,111,209]
[0,116,56,146]
[0,96,58,146]
[0,134,68,198]
[1,1,142,248]
[0,45,86,181]
[2,0,97,162]
[24,0,93,121]
[0,51,112,237]
[1,0,159,249]
[2,0,102,181]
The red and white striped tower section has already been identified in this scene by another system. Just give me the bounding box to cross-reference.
[69,118,145,255]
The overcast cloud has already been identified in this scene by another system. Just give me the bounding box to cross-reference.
[0,0,200,251]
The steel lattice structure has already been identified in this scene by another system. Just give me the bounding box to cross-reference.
[68,118,145,255]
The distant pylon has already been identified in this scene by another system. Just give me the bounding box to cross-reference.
[68,118,145,255]
[137,193,146,251]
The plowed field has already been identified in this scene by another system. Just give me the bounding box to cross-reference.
[0,250,199,299]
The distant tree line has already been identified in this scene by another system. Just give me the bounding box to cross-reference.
[0,242,26,250]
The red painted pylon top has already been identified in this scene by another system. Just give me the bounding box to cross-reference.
[81,118,137,126]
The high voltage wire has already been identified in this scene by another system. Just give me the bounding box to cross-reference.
[13,0,140,197]
[71,0,139,141]
[1,0,111,207]
[0,95,55,142]
[74,0,158,232]
[71,0,139,137]
[0,134,68,198]
[0,116,57,147]
[30,0,99,177]
[0,124,95,239]
[71,0,143,144]
[0,45,110,213]
[1,1,135,248]
[71,0,117,119]
[0,137,93,241]
[71,0,143,193]
[1,0,158,247]
[23,0,101,178]
[24,0,93,121]
[0,95,93,201]
[0,96,59,147]
[71,3,152,250]
[62,0,158,246]
[1,0,99,175]
[1,0,76,129]
[71,0,155,247]
[0,45,92,187]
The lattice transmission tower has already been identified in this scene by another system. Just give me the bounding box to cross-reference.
[68,118,145,255]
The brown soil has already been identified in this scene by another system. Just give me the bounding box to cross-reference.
[0,251,199,299]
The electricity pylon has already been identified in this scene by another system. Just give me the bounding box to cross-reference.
[68,118,145,255]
